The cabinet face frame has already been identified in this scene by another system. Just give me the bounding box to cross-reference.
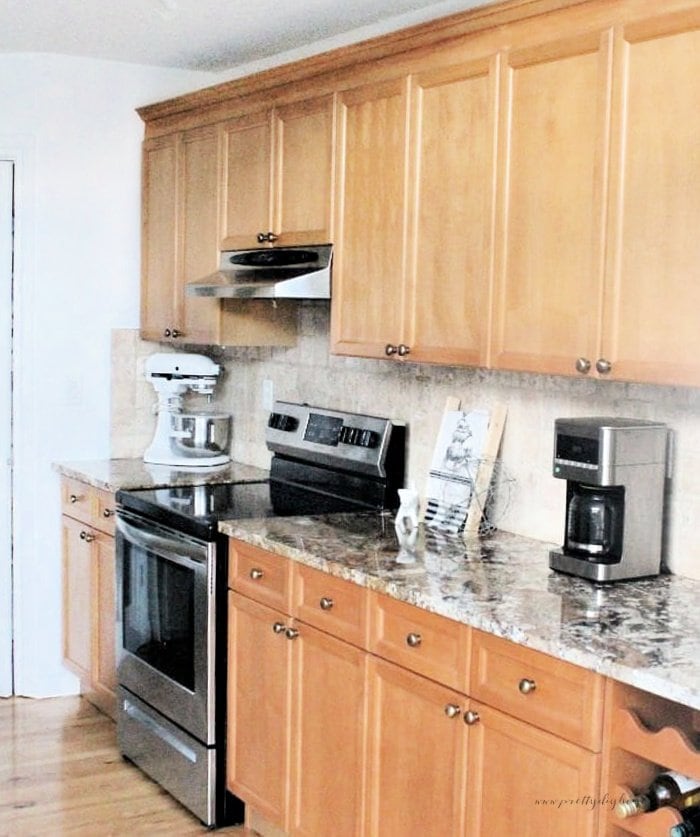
[490,28,613,377]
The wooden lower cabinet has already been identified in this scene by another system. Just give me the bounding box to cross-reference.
[61,480,117,719]
[227,592,291,826]
[289,622,366,837]
[364,656,468,837]
[465,701,600,837]
[227,590,366,836]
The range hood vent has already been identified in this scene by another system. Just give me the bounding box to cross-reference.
[186,244,332,300]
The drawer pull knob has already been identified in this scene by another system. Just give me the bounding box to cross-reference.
[518,678,537,695]
[250,568,264,580]
[79,530,95,543]
[406,632,422,648]
[463,710,480,726]
[69,494,81,504]
[103,508,114,518]
[575,356,591,374]
[444,703,461,719]
[272,622,286,634]
[319,596,334,611]
[285,627,299,640]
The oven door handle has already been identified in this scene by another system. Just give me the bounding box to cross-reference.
[116,515,208,568]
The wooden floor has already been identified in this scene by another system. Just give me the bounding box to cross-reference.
[0,696,253,836]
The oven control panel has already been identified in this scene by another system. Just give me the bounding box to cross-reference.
[266,401,404,478]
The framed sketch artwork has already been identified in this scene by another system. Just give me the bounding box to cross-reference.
[424,399,507,537]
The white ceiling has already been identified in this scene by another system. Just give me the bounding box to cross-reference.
[0,0,493,73]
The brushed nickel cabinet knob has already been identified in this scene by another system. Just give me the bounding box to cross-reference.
[250,568,264,580]
[285,627,299,640]
[103,509,114,518]
[69,494,80,504]
[406,632,422,648]
[79,530,95,543]
[463,710,480,725]
[575,357,591,374]
[397,344,411,357]
[171,329,182,338]
[444,703,461,719]
[596,358,612,375]
[518,678,537,695]
[272,622,286,634]
[385,344,398,356]
[163,328,171,337]
[319,597,334,611]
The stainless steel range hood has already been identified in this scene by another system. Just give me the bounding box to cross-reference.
[186,244,332,300]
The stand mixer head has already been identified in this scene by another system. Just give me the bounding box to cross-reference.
[143,352,231,467]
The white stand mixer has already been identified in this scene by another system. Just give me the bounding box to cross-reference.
[143,352,231,467]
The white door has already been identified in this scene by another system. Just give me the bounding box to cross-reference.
[0,160,14,696]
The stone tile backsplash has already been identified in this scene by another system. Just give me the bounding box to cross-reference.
[111,306,700,580]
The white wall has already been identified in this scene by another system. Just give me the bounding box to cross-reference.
[0,53,217,697]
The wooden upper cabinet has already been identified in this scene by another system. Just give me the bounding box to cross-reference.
[273,97,335,246]
[405,57,497,366]
[491,31,612,377]
[222,96,335,250]
[141,134,180,342]
[602,8,700,386]
[331,78,409,358]
[180,125,224,344]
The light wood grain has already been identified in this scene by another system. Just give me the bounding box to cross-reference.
[0,696,252,835]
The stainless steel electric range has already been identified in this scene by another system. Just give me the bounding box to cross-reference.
[114,401,406,827]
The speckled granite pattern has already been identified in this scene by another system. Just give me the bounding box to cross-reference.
[220,513,700,711]
[54,458,269,492]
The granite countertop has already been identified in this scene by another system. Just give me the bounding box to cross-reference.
[54,457,270,492]
[220,512,700,711]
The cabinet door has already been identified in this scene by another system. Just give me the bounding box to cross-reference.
[491,31,612,377]
[405,57,496,366]
[365,656,468,837]
[91,531,116,718]
[289,622,366,837]
[602,10,700,386]
[141,134,180,341]
[180,125,224,344]
[331,78,408,358]
[227,591,291,829]
[274,96,335,246]
[466,701,600,837]
[62,515,93,681]
[222,110,273,249]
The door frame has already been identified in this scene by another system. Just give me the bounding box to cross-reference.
[0,159,13,695]
[0,138,36,696]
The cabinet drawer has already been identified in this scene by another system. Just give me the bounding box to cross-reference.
[470,630,604,750]
[293,563,368,648]
[61,477,94,525]
[229,539,293,613]
[60,478,116,535]
[369,592,470,692]
[94,488,116,536]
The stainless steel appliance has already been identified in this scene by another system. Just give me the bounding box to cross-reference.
[549,417,669,582]
[115,401,405,827]
[186,244,332,299]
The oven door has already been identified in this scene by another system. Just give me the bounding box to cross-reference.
[115,509,216,745]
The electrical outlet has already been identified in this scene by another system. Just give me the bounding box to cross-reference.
[262,379,274,411]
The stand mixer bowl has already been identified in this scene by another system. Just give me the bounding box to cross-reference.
[170,412,231,460]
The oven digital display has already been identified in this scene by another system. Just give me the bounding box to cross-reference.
[556,433,599,465]
[304,413,344,446]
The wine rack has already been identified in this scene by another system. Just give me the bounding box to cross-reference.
[600,680,700,836]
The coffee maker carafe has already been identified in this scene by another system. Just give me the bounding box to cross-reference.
[549,418,668,582]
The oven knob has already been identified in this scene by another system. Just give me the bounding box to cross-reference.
[359,429,378,448]
[268,412,299,432]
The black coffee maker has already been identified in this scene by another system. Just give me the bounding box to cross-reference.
[549,417,668,582]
